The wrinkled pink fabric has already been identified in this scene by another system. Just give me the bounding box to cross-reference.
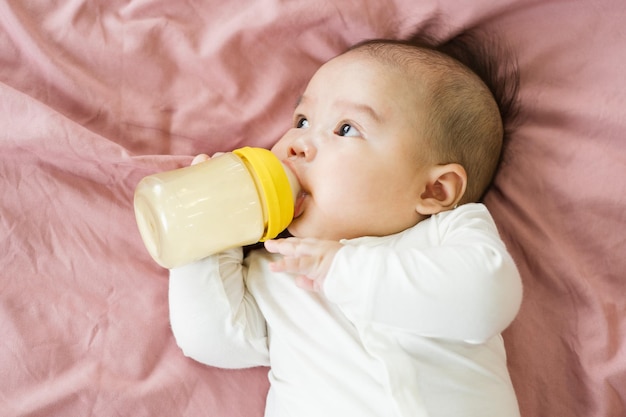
[1,0,625,416]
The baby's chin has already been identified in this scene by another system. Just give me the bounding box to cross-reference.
[286,221,337,240]
[287,221,358,241]
[288,216,417,241]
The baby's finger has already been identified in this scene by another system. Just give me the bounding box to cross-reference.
[263,239,280,254]
[267,256,293,273]
[264,238,301,256]
[278,255,316,276]
[295,275,318,292]
[191,154,209,165]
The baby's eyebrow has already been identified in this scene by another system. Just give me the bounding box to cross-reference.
[337,100,382,123]
[294,95,303,108]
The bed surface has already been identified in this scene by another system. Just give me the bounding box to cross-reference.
[1,0,625,416]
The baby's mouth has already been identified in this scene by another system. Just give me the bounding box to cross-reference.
[282,159,307,219]
[293,191,308,219]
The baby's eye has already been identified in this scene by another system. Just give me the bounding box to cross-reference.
[337,123,360,137]
[296,117,309,129]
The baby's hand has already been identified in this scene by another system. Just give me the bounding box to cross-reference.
[190,152,225,166]
[264,237,342,293]
[191,154,209,165]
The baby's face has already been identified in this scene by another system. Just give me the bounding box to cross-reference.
[272,51,433,240]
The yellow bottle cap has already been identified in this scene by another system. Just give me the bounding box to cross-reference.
[233,147,294,241]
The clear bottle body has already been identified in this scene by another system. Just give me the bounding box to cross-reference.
[134,149,298,269]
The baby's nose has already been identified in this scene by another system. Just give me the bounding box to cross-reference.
[288,137,316,161]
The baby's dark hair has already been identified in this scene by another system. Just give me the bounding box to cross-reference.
[348,31,520,203]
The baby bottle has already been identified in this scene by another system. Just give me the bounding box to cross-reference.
[133,147,300,269]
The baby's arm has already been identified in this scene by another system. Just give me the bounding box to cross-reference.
[168,152,268,368]
[169,248,269,368]
[326,240,521,343]
[266,207,522,343]
[327,212,522,343]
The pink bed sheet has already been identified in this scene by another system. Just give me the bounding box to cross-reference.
[1,0,625,416]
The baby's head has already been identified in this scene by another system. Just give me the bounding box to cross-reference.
[353,39,506,205]
[272,35,517,240]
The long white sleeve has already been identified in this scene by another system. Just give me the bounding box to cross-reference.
[324,203,523,343]
[168,248,270,368]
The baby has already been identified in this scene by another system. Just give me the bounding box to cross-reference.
[169,35,523,417]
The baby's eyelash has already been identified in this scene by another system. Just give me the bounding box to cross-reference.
[335,122,361,137]
[338,123,351,136]
[295,116,309,128]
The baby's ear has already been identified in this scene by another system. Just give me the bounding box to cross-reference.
[415,164,467,215]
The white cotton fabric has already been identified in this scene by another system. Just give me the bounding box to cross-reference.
[169,203,522,417]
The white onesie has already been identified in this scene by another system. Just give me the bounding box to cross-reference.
[169,203,522,417]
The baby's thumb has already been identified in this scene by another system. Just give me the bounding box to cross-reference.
[191,154,209,165]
